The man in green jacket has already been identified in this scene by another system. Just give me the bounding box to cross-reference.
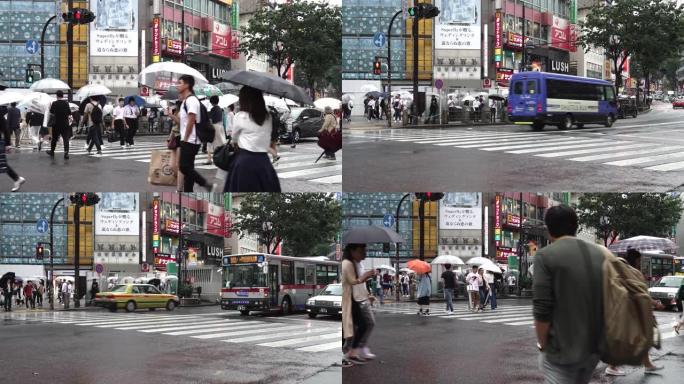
[533,205,605,383]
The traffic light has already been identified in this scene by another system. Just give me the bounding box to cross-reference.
[373,59,382,75]
[408,3,440,19]
[25,68,34,84]
[69,192,100,207]
[36,245,44,260]
[415,192,445,202]
[62,8,96,24]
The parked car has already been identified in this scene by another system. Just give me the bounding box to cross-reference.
[673,97,684,109]
[617,97,638,119]
[94,283,179,312]
[305,283,342,319]
[648,275,684,310]
[279,107,324,143]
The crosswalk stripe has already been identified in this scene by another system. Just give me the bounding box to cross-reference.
[277,164,343,178]
[190,324,303,339]
[604,150,684,166]
[74,315,199,326]
[646,160,684,171]
[225,328,339,343]
[566,145,680,162]
[164,322,273,336]
[257,331,342,348]
[504,320,535,326]
[533,142,654,158]
[296,341,341,352]
[119,319,236,331]
[481,316,534,323]
[464,137,584,150]
[505,140,621,155]
[309,174,342,184]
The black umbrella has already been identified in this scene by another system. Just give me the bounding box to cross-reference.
[220,70,313,105]
[365,91,384,99]
[0,272,15,288]
[488,95,506,101]
[215,82,240,93]
[342,226,404,245]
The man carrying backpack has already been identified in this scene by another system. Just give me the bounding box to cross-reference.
[80,96,103,155]
[176,74,212,192]
[533,205,605,383]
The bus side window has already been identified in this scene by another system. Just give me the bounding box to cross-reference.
[306,266,315,285]
[596,86,605,101]
[526,80,536,94]
[296,267,305,285]
[513,81,523,95]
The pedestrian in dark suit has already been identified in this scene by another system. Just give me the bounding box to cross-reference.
[46,90,73,159]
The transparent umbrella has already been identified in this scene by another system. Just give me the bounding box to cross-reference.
[76,84,112,100]
[29,78,70,93]
[139,62,208,90]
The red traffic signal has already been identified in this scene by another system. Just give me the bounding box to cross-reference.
[373,60,382,75]
[36,245,44,259]
[415,192,445,202]
[62,8,95,24]
[70,192,100,206]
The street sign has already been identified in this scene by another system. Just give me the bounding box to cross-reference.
[36,218,48,234]
[25,40,39,55]
[373,32,387,48]
[435,79,443,90]
[383,214,396,228]
[483,78,492,88]
[95,264,104,274]
[141,262,150,273]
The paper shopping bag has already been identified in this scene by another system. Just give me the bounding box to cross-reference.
[148,149,178,186]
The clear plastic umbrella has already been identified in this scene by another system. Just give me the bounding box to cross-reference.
[0,91,26,106]
[139,62,208,90]
[29,78,70,93]
[76,84,112,100]
[431,255,465,265]
[19,92,54,113]
[313,97,341,110]
[195,84,223,97]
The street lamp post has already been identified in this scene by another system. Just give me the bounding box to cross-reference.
[395,193,411,302]
[49,196,65,310]
[386,10,403,128]
[40,15,57,78]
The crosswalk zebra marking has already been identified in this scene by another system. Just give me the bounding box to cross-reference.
[461,137,586,150]
[481,316,534,324]
[5,312,340,353]
[565,145,681,162]
[532,142,656,158]
[504,140,620,155]
[603,150,684,166]
[277,164,343,179]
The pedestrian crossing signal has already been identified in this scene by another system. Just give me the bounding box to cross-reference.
[69,192,100,207]
[373,60,382,75]
[25,68,34,84]
[62,8,95,24]
[36,245,44,260]
[408,3,440,19]
[415,192,445,202]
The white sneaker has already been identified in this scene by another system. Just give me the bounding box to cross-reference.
[120,145,125,150]
[605,367,626,376]
[11,177,25,192]
[360,347,376,360]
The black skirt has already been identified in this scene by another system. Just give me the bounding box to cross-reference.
[417,296,430,305]
[226,149,281,192]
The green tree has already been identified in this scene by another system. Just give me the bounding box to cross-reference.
[575,193,682,246]
[579,0,684,92]
[240,1,341,97]
[232,193,341,257]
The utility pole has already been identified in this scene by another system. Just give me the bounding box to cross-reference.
[73,203,80,307]
[49,197,65,310]
[518,192,524,295]
[386,10,402,128]
[395,193,411,302]
[181,0,186,64]
[67,0,74,101]
[419,198,426,260]
[40,15,57,78]
[411,14,419,126]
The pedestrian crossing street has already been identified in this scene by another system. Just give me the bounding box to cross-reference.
[348,128,684,172]
[4,311,341,353]
[51,141,342,184]
[371,303,680,340]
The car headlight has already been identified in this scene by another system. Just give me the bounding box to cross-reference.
[307,299,315,305]
[333,301,341,307]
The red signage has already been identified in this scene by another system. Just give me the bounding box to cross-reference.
[494,195,501,247]
[506,32,530,48]
[165,38,183,56]
[152,17,161,62]
[212,21,232,58]
[551,16,570,51]
[152,199,160,254]
[569,24,577,53]
[494,11,502,66]
[230,35,240,60]
[496,68,514,86]
[154,254,177,271]
[205,203,225,237]
[164,219,180,234]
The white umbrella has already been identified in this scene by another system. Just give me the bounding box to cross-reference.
[69,103,79,113]
[431,255,465,265]
[314,97,341,110]
[341,94,354,103]
[263,95,289,113]
[19,92,54,114]
[202,94,239,110]
[466,257,496,266]
[121,276,135,283]
[375,264,396,273]
[0,91,26,106]
[139,62,208,90]
[360,84,379,93]
[462,95,475,102]
[76,84,111,100]
[480,263,503,274]
[107,277,118,283]
[399,267,416,274]
[55,276,74,282]
[102,104,114,116]
[29,78,70,93]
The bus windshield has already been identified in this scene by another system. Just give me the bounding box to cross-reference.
[224,264,267,288]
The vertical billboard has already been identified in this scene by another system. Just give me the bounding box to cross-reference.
[205,202,226,237]
[212,21,232,58]
[90,0,139,56]
[152,17,161,63]
[95,193,140,236]
[439,193,482,230]
[550,15,570,51]
[435,0,481,50]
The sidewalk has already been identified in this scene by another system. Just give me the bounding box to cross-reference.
[299,365,341,384]
[343,116,509,131]
[604,336,684,384]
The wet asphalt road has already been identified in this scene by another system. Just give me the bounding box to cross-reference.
[343,299,684,384]
[1,136,340,192]
[343,102,684,192]
[1,306,340,384]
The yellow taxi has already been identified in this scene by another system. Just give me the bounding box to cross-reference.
[94,284,180,312]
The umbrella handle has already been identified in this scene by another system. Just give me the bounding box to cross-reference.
[314,151,326,164]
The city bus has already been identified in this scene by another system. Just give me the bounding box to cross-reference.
[220,253,340,316]
[674,257,684,276]
[507,72,618,131]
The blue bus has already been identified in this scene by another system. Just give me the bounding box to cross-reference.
[507,72,618,131]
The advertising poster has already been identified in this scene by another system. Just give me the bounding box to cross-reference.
[95,193,140,236]
[205,203,226,237]
[551,15,570,51]
[440,193,482,230]
[436,0,481,50]
[91,0,139,57]
[212,21,232,58]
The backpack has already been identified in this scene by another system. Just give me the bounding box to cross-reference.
[582,242,655,366]
[184,95,214,143]
[90,103,103,125]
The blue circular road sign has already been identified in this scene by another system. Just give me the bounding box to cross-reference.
[25,40,39,55]
[383,214,395,228]
[36,218,49,233]
[373,32,387,48]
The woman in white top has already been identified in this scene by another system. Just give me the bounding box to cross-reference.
[225,86,281,192]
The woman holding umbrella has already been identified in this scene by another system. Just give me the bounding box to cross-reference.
[342,243,377,366]
[318,106,339,160]
[225,86,281,192]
